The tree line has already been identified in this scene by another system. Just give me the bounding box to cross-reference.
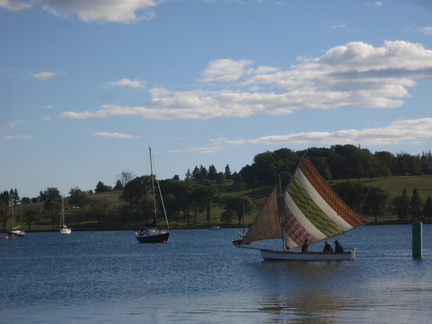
[1,145,432,230]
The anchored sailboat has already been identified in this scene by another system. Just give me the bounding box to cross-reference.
[233,155,365,261]
[135,148,171,243]
[8,203,25,237]
[59,196,72,234]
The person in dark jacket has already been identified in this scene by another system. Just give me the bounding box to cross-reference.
[301,239,311,253]
[334,240,344,253]
[323,240,333,253]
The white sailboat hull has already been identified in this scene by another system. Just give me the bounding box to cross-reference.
[260,248,356,261]
[8,229,25,237]
[59,226,72,234]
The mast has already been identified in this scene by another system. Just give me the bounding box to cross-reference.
[278,175,285,251]
[61,196,64,227]
[149,147,158,227]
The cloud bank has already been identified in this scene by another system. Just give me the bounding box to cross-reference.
[0,0,159,23]
[93,131,141,139]
[107,78,146,88]
[247,118,432,146]
[62,41,432,121]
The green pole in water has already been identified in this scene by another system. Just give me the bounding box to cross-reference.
[412,221,423,259]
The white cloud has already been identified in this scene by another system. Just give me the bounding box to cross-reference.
[199,59,255,83]
[2,0,159,23]
[107,78,146,88]
[62,41,432,121]
[41,116,52,121]
[93,131,140,139]
[189,145,223,154]
[331,24,348,31]
[0,0,31,11]
[62,105,150,119]
[9,120,24,127]
[210,137,246,145]
[248,118,432,146]
[416,26,432,35]
[4,135,31,140]
[31,71,57,80]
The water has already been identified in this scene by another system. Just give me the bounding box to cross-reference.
[1,225,431,323]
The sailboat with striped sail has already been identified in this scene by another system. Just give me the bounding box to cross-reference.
[233,155,365,261]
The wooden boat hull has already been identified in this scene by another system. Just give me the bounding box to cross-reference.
[135,230,170,243]
[260,248,356,261]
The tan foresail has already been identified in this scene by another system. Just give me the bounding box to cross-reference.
[240,186,281,245]
[283,157,365,249]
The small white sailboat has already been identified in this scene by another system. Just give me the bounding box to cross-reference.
[8,204,25,237]
[135,148,171,243]
[59,196,72,235]
[209,205,222,230]
[233,154,365,261]
[8,226,25,237]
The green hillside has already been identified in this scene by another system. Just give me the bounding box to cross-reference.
[357,175,432,201]
[6,175,432,232]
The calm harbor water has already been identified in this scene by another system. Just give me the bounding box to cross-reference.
[1,225,431,323]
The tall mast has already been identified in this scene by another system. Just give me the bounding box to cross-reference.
[278,175,285,251]
[149,147,157,226]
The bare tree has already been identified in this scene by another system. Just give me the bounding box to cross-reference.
[118,171,135,187]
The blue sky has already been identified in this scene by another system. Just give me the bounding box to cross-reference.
[1,0,432,199]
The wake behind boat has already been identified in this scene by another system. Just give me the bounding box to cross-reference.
[135,148,171,244]
[233,154,364,261]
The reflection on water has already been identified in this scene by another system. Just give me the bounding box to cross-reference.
[1,226,432,323]
[249,255,432,324]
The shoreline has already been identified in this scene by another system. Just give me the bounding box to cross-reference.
[3,220,431,234]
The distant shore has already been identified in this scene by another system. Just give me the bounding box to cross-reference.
[3,221,431,234]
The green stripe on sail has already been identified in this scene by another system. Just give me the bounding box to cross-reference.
[288,178,342,237]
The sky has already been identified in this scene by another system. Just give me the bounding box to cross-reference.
[1,0,432,199]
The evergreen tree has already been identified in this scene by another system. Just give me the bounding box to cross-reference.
[224,164,232,180]
[184,169,192,181]
[423,196,432,219]
[409,188,423,220]
[199,165,208,181]
[113,180,124,191]
[13,188,19,205]
[389,188,410,221]
[207,164,217,181]
[192,166,200,181]
[0,190,9,205]
[95,181,112,193]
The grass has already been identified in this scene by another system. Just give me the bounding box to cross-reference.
[7,175,432,231]
[358,175,432,201]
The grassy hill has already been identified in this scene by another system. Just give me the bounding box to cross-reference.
[356,175,432,201]
[7,175,432,231]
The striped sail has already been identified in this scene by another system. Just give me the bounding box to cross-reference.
[240,156,364,249]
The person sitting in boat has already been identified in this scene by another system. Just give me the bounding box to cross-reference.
[334,240,344,253]
[323,240,333,253]
[301,239,311,253]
